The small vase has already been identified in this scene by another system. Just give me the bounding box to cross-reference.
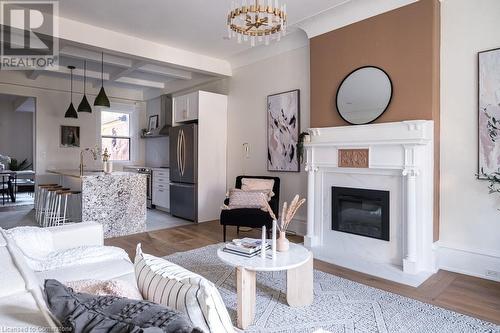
[103,161,113,174]
[277,231,289,252]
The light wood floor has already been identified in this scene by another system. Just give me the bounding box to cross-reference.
[105,220,500,325]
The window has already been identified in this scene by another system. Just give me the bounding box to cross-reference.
[101,111,130,161]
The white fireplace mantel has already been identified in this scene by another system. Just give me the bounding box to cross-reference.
[304,120,436,286]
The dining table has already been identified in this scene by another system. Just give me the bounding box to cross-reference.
[0,170,35,205]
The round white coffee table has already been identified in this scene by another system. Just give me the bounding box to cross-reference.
[217,243,313,329]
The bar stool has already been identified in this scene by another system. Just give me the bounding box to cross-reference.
[41,187,69,227]
[35,185,62,224]
[47,190,82,227]
[34,184,58,210]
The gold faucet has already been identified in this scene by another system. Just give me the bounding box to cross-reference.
[80,150,85,176]
[80,146,102,176]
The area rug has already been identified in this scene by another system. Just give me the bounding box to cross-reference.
[165,244,500,333]
[1,192,34,207]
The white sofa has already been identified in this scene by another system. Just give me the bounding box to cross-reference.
[0,222,136,329]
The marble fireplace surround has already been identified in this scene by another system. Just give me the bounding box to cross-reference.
[304,120,436,286]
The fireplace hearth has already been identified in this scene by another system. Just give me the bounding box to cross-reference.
[332,186,389,241]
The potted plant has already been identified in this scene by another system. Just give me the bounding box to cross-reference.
[297,131,311,164]
[9,158,32,171]
[479,169,500,206]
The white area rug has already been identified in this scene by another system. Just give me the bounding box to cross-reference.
[165,244,500,333]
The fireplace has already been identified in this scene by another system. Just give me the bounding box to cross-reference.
[332,187,389,241]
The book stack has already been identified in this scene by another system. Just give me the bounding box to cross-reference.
[223,238,270,258]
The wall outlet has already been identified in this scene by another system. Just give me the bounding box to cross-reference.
[485,270,499,278]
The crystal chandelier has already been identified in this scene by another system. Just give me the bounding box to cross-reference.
[227,0,287,47]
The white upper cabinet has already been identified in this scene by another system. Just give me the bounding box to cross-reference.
[173,91,199,123]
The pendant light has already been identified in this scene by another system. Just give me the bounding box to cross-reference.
[64,65,78,118]
[94,52,110,108]
[77,60,92,113]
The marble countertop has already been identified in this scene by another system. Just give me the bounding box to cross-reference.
[48,169,141,178]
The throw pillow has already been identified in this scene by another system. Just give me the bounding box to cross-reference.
[241,178,275,197]
[134,244,235,333]
[65,279,143,300]
[226,188,267,209]
[45,279,201,333]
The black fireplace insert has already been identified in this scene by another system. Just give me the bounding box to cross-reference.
[331,186,389,241]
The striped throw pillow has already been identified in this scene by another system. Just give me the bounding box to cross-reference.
[134,244,234,333]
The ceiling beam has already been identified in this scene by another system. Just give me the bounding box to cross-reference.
[138,64,192,80]
[26,71,41,80]
[115,77,165,89]
[57,17,231,77]
[60,46,133,68]
[109,61,147,82]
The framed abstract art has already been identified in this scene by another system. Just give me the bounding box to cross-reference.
[478,47,500,177]
[267,89,300,172]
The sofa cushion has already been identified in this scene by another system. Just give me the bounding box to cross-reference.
[36,258,135,283]
[0,247,27,298]
[45,279,201,333]
[0,291,54,329]
[135,244,234,333]
[0,228,6,247]
[5,226,54,258]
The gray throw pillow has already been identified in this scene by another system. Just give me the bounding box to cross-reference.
[44,279,202,333]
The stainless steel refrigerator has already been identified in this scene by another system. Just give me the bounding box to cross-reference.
[169,124,198,221]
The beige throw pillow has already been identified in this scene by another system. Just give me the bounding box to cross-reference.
[65,279,143,300]
[227,189,267,209]
[241,178,275,199]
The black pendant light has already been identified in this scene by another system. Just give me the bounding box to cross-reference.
[78,60,92,113]
[94,52,110,108]
[64,66,78,118]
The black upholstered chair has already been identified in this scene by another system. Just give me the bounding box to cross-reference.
[220,175,280,242]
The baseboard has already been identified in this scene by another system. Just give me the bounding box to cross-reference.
[436,242,500,282]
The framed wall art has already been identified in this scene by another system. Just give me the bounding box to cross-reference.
[478,47,500,177]
[267,89,300,172]
[60,126,80,148]
[148,115,159,131]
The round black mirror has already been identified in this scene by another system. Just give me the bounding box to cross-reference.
[336,66,392,125]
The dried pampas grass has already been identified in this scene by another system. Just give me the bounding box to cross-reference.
[261,194,306,232]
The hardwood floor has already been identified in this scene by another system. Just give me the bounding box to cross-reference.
[105,220,500,325]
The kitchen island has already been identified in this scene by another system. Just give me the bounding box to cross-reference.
[48,169,147,238]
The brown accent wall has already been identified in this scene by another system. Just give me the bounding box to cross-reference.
[310,0,441,240]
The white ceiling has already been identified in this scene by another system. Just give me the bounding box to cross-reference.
[58,0,350,59]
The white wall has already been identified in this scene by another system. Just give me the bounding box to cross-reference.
[0,71,145,173]
[0,98,34,167]
[227,44,310,234]
[439,0,500,281]
[145,96,169,168]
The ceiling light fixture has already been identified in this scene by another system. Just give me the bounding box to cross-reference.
[94,52,110,108]
[64,65,78,119]
[227,0,287,47]
[78,60,92,113]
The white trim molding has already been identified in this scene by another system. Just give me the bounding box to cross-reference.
[304,120,436,287]
[436,242,500,282]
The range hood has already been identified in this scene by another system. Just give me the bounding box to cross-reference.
[144,95,172,137]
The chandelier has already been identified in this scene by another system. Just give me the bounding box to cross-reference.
[227,0,287,47]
